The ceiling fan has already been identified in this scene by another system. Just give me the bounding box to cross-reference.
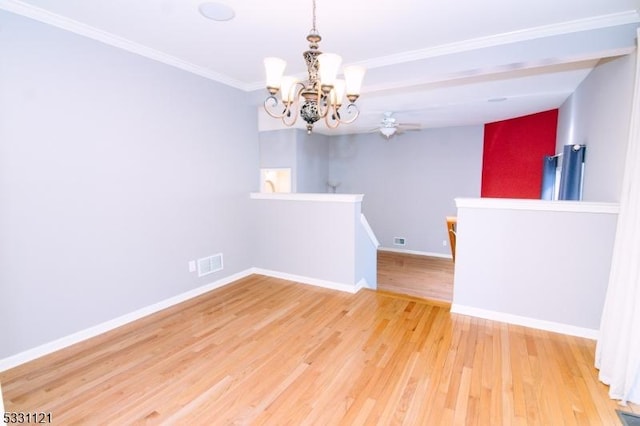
[371,112,421,139]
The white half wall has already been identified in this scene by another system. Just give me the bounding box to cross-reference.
[250,193,377,290]
[452,198,619,336]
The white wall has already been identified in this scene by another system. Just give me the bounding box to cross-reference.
[557,52,637,202]
[0,11,259,358]
[329,126,484,256]
[453,199,618,335]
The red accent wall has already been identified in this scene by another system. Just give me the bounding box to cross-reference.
[481,109,558,199]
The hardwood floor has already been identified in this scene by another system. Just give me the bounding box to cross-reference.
[1,275,637,424]
[377,250,454,304]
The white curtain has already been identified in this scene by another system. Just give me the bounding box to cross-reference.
[595,30,640,405]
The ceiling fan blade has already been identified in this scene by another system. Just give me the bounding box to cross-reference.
[394,126,423,135]
[397,126,421,131]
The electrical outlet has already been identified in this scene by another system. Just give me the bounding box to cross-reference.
[442,240,447,246]
[188,260,196,273]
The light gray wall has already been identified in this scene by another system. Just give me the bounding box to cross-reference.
[259,129,297,189]
[259,130,297,167]
[329,126,484,255]
[453,202,617,331]
[259,129,329,193]
[296,131,330,193]
[0,11,258,358]
[355,215,378,289]
[557,52,636,202]
[251,197,359,286]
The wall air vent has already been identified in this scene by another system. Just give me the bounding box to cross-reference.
[393,237,406,246]
[197,253,223,277]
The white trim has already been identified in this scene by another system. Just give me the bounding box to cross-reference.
[1,0,637,92]
[246,10,640,92]
[360,214,380,248]
[250,192,364,203]
[251,267,361,294]
[455,197,620,214]
[0,265,599,371]
[450,304,599,340]
[0,268,362,372]
[0,0,248,90]
[378,246,453,259]
[0,269,254,373]
[355,278,369,292]
[353,11,640,71]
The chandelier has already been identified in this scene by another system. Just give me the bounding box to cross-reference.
[263,0,365,134]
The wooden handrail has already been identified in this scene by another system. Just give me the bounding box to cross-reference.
[446,216,457,262]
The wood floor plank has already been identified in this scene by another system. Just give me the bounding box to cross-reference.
[0,274,632,424]
[377,250,454,303]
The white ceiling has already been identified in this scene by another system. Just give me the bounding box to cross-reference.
[2,0,639,135]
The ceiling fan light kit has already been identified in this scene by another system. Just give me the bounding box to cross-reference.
[372,112,422,139]
[263,0,366,134]
[379,126,397,138]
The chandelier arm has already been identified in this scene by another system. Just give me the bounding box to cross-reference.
[324,112,340,129]
[281,101,299,126]
[339,103,360,124]
[326,103,360,126]
[316,91,331,120]
[263,95,288,119]
[281,83,305,126]
[323,101,343,129]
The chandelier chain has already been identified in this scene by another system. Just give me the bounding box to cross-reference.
[311,0,317,32]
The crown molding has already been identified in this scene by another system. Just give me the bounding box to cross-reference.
[0,0,251,90]
[360,10,640,71]
[2,0,638,93]
[246,10,640,92]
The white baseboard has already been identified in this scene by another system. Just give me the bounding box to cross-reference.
[379,246,453,259]
[0,268,368,372]
[450,304,599,340]
[0,269,254,373]
[251,268,364,294]
[355,278,370,291]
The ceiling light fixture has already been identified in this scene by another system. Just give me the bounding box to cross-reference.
[199,2,235,21]
[263,0,365,134]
